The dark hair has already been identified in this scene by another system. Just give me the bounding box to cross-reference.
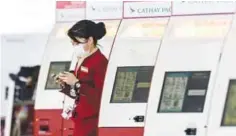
[67,20,106,45]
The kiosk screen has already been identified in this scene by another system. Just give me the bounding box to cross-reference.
[158,71,210,113]
[45,61,71,89]
[222,80,236,126]
[111,66,154,103]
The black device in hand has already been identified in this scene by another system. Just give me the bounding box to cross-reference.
[51,71,77,99]
[51,71,76,88]
[51,73,64,87]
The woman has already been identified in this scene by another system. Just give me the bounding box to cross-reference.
[58,20,108,136]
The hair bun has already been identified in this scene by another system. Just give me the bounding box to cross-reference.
[94,22,106,40]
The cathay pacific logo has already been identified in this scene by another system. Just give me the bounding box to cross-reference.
[90,5,122,13]
[129,6,171,14]
[91,6,96,11]
[129,6,135,13]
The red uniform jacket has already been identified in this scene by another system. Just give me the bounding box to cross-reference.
[67,49,108,136]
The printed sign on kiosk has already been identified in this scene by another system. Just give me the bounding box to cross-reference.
[123,1,171,18]
[86,1,122,20]
[172,1,236,15]
[56,1,86,22]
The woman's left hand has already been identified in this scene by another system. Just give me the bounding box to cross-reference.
[58,72,79,86]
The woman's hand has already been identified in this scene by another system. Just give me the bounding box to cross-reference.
[58,72,79,86]
[55,79,65,88]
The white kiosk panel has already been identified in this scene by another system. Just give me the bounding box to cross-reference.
[144,15,233,136]
[35,23,74,110]
[207,13,236,136]
[99,18,169,127]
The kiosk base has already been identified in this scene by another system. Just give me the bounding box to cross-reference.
[34,109,62,136]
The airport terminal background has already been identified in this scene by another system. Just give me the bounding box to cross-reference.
[1,1,236,136]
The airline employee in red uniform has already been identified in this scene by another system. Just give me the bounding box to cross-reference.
[58,20,108,136]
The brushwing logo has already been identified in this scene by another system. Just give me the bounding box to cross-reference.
[129,6,171,14]
[86,2,123,19]
[91,6,96,11]
[129,6,135,13]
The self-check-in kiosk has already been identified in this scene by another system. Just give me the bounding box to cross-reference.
[98,1,171,136]
[2,35,48,136]
[34,2,86,136]
[207,11,236,136]
[143,2,236,136]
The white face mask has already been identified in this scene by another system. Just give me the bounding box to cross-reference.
[73,44,89,57]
